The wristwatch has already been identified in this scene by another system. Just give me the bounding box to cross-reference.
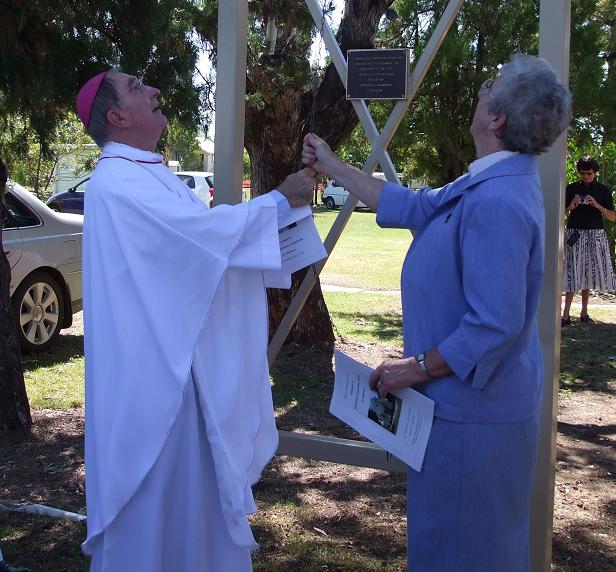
[416,352,432,379]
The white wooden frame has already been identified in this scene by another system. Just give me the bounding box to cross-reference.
[214,2,571,569]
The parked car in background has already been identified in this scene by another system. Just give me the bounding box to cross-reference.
[47,171,216,214]
[175,171,214,207]
[321,172,419,209]
[321,172,393,210]
[47,177,89,214]
[322,180,369,209]
[3,181,83,352]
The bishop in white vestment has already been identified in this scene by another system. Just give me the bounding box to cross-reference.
[76,71,315,571]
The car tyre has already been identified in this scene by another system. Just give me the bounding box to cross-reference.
[12,271,65,353]
[324,196,336,210]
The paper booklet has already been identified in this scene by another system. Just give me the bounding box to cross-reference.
[329,350,434,472]
[264,204,327,289]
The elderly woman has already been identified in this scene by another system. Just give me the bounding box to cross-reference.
[303,54,571,572]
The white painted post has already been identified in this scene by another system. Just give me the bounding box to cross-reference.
[214,0,247,206]
[533,2,571,571]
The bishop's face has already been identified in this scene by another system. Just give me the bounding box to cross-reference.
[108,72,168,148]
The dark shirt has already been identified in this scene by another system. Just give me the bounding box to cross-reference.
[565,180,614,229]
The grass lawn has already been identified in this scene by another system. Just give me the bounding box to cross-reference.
[323,290,403,346]
[5,206,616,572]
[21,331,84,410]
[313,207,410,290]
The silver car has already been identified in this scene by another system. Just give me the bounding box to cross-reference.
[2,181,83,352]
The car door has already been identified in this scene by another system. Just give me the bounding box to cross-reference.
[192,176,211,205]
[1,193,23,271]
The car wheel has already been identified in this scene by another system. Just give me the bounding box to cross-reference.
[324,197,336,210]
[12,271,65,353]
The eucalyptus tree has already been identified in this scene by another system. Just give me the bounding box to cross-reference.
[193,0,396,345]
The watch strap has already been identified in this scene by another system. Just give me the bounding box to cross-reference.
[417,352,432,379]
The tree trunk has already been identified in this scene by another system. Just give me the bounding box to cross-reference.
[246,88,335,346]
[244,0,395,347]
[0,156,32,430]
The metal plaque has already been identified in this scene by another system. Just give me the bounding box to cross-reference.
[346,49,409,100]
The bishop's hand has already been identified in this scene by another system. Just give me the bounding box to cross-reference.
[277,167,316,207]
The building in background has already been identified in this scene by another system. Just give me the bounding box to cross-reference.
[52,144,98,195]
[198,137,215,172]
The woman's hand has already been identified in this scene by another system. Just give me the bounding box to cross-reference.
[302,132,385,211]
[570,194,581,209]
[302,133,342,176]
[368,357,428,398]
[585,195,601,210]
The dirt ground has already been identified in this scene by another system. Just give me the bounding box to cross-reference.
[1,302,615,571]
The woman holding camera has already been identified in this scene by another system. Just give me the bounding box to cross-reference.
[562,156,616,326]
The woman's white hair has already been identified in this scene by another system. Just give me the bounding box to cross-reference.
[488,54,572,154]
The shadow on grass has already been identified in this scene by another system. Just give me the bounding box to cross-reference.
[328,310,402,342]
[0,513,88,572]
[552,517,616,572]
[556,420,616,481]
[252,456,407,571]
[269,344,358,437]
[21,334,84,372]
[0,410,84,511]
[253,456,406,507]
[559,320,616,395]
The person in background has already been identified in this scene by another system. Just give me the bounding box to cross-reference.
[561,156,615,325]
[303,54,571,572]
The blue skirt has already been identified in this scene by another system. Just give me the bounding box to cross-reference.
[407,415,540,572]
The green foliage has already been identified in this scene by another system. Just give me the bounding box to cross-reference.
[337,124,371,168]
[246,92,266,112]
[336,1,615,187]
[243,149,252,178]
[0,0,207,165]
[0,113,94,199]
[360,0,537,184]
[162,119,203,171]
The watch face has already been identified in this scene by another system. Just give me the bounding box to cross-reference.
[417,353,431,377]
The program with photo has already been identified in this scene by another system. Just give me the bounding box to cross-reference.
[368,393,402,434]
[330,350,435,472]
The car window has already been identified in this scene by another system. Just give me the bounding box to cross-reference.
[177,175,195,189]
[74,179,89,191]
[2,192,40,229]
[205,176,214,188]
[1,196,12,229]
